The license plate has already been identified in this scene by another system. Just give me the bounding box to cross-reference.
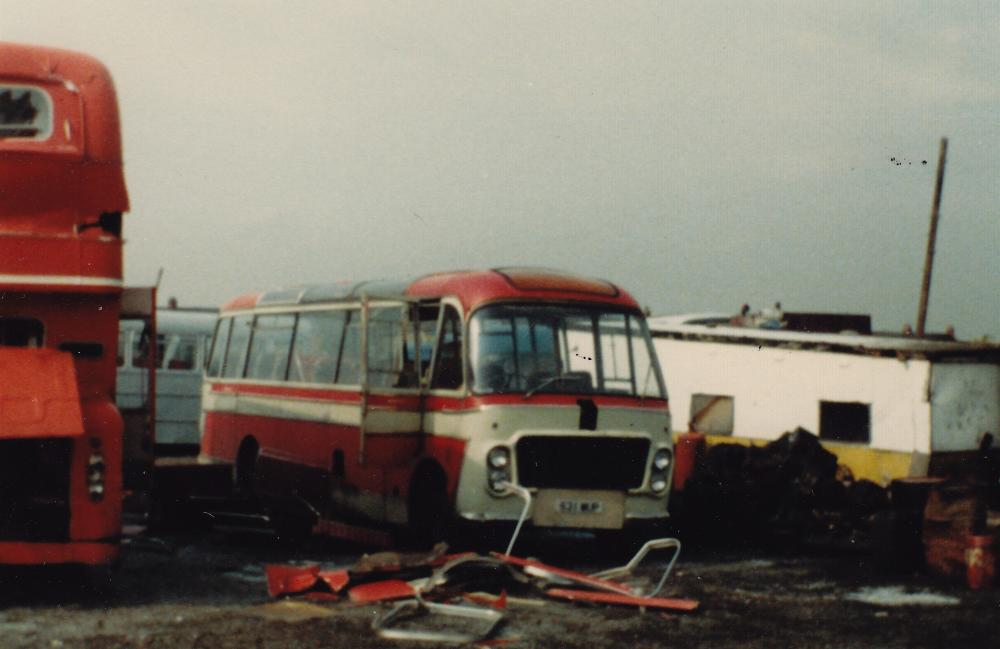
[533,490,625,529]
[556,499,604,514]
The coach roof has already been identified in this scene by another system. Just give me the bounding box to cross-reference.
[220,268,641,314]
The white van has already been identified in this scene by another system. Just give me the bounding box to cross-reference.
[118,307,218,455]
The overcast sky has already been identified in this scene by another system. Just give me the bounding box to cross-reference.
[3,1,997,338]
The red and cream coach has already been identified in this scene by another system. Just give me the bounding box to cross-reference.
[199,268,673,543]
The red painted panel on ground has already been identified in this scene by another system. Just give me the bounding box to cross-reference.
[347,579,416,603]
[265,564,320,598]
[544,588,699,612]
[318,569,350,593]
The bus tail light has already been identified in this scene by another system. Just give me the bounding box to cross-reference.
[487,446,511,492]
[87,439,106,502]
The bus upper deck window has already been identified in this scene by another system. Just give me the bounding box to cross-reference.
[0,317,44,347]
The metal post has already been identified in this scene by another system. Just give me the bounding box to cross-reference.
[359,295,369,464]
[916,137,948,339]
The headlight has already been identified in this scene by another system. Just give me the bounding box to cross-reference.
[650,476,669,493]
[487,446,512,492]
[489,469,509,485]
[653,448,672,471]
[487,446,510,469]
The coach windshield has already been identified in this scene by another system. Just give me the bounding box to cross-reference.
[469,304,665,399]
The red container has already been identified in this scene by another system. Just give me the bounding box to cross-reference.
[965,534,996,590]
[673,433,706,493]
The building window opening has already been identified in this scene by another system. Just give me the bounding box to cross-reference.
[819,401,870,443]
[689,394,734,435]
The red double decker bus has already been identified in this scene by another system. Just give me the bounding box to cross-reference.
[200,268,673,545]
[0,43,128,567]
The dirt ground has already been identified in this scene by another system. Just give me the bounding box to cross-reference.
[0,529,996,649]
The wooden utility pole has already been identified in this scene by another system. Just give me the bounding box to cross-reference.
[916,137,948,338]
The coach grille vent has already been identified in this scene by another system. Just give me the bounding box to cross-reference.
[0,438,73,541]
[515,436,650,490]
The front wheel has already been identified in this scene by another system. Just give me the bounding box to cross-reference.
[403,469,451,550]
[235,438,259,499]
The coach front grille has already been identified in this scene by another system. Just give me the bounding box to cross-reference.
[515,436,650,490]
[0,438,73,541]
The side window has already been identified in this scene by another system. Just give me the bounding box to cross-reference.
[167,336,198,372]
[206,318,231,378]
[367,306,409,388]
[631,317,664,399]
[246,313,296,381]
[288,310,346,384]
[221,314,253,379]
[406,304,440,387]
[117,329,131,367]
[166,335,198,371]
[337,310,362,385]
[431,306,463,390]
[690,394,734,435]
[133,330,165,368]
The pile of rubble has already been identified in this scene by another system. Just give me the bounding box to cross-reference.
[676,428,892,548]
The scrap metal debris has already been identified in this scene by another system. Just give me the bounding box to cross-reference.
[265,564,322,598]
[348,579,416,603]
[262,537,698,644]
[543,589,699,612]
[374,599,506,643]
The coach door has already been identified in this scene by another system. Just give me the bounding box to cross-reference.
[357,297,440,464]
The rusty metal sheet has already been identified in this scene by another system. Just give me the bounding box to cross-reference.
[352,542,449,574]
[490,553,633,596]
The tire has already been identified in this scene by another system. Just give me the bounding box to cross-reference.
[75,563,115,600]
[405,467,451,550]
[270,508,315,546]
[235,439,259,499]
